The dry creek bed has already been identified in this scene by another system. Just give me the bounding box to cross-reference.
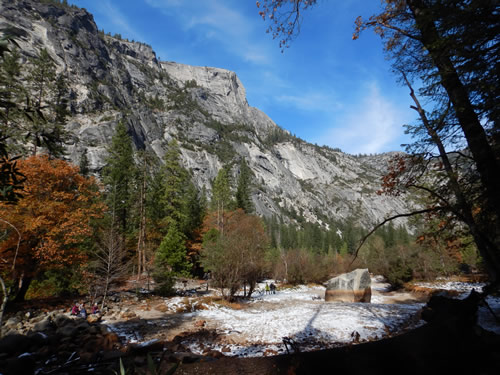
[102,276,498,358]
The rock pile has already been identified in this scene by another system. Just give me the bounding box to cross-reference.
[0,311,122,374]
[0,296,222,374]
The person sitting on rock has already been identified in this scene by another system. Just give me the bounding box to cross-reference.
[79,304,87,319]
[91,302,100,315]
[71,303,80,316]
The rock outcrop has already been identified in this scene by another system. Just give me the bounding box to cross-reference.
[325,269,372,303]
[0,0,417,228]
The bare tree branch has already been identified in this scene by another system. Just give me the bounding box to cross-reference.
[350,207,443,266]
[0,218,20,271]
[0,217,21,337]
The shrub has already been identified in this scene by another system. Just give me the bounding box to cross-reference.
[152,271,175,296]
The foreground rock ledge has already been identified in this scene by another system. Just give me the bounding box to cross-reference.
[325,269,372,303]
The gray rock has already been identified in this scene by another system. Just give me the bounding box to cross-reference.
[33,317,52,332]
[325,269,372,303]
[169,351,204,364]
[4,317,20,327]
[2,354,35,375]
[53,313,72,328]
[56,324,78,337]
[76,320,90,331]
[87,315,101,324]
[0,334,32,355]
[1,328,18,337]
[27,331,49,347]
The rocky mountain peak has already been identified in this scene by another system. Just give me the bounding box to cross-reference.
[0,0,415,228]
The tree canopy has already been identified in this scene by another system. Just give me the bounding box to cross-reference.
[202,209,269,300]
[258,0,500,285]
[0,155,104,300]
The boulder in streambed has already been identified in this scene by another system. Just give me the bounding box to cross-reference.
[325,269,371,303]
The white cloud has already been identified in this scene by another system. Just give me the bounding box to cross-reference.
[275,91,342,112]
[316,82,406,154]
[144,0,272,65]
[97,0,145,42]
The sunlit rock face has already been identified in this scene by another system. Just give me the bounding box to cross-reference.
[0,0,415,228]
[325,269,372,303]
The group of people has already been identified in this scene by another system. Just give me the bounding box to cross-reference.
[71,302,100,318]
[265,282,277,294]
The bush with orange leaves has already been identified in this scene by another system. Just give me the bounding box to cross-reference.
[0,155,105,300]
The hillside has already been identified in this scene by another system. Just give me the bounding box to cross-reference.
[0,0,415,228]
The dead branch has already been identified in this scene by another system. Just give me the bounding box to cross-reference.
[350,207,443,266]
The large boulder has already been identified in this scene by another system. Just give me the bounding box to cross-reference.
[325,269,371,303]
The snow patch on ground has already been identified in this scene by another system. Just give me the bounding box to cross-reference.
[413,280,486,295]
[104,276,500,357]
[181,300,423,357]
[413,279,500,335]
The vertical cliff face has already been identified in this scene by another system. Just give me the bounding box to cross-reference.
[0,0,415,228]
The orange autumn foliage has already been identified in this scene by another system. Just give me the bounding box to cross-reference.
[0,155,104,278]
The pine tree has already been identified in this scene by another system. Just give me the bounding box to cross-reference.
[153,223,190,295]
[235,158,254,213]
[29,48,55,109]
[1,48,23,155]
[102,120,135,234]
[133,150,156,276]
[211,167,233,234]
[53,74,69,124]
[0,48,22,125]
[161,139,189,230]
[0,46,25,202]
[79,149,90,176]
[25,48,68,157]
[155,223,190,276]
[211,167,232,212]
[183,181,206,240]
[146,165,167,232]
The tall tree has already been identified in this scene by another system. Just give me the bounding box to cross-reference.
[258,0,500,284]
[211,167,232,212]
[161,139,189,230]
[90,223,127,309]
[102,119,135,235]
[133,150,151,276]
[25,48,69,157]
[79,148,90,177]
[202,209,269,300]
[152,140,206,289]
[0,47,23,146]
[153,222,190,295]
[235,158,254,214]
[211,166,233,236]
[1,37,70,165]
[0,155,104,301]
[145,162,167,249]
[183,181,206,238]
[0,45,25,203]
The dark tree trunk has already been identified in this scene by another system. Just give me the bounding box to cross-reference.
[13,276,32,302]
[408,0,500,283]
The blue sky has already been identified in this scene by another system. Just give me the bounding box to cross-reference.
[70,0,417,155]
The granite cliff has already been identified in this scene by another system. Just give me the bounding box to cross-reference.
[0,0,414,228]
